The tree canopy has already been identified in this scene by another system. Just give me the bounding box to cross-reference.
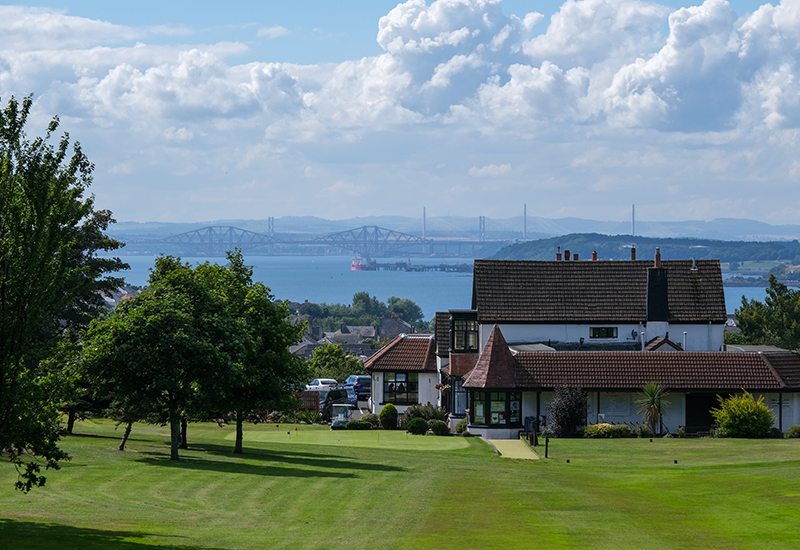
[82,252,309,458]
[306,344,365,382]
[736,275,800,350]
[298,292,428,332]
[0,95,126,491]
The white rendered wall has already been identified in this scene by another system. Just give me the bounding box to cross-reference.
[480,323,723,352]
[484,324,643,349]
[369,371,438,415]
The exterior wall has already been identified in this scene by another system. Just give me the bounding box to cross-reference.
[449,352,478,376]
[368,371,438,415]
[669,323,724,351]
[486,323,643,349]
[480,322,724,352]
[467,426,520,440]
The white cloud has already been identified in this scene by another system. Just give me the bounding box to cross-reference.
[469,163,511,177]
[258,26,290,39]
[4,0,800,223]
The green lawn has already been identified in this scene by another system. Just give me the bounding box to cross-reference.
[2,420,800,549]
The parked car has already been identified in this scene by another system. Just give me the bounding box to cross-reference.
[343,375,371,400]
[317,387,358,422]
[306,378,338,390]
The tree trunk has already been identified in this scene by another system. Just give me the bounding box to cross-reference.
[67,409,76,435]
[170,412,181,461]
[234,412,243,454]
[179,417,188,449]
[118,422,133,451]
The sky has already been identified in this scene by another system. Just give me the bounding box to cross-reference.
[2,0,799,225]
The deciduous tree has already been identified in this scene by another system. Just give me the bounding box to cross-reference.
[306,344,365,382]
[0,95,126,491]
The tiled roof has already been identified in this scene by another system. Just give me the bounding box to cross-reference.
[513,351,800,391]
[435,312,450,357]
[463,326,517,389]
[644,337,683,351]
[364,335,436,372]
[471,259,726,324]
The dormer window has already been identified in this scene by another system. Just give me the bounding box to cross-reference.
[590,327,618,339]
[450,310,479,352]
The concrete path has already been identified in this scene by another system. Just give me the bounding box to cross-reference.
[486,438,540,459]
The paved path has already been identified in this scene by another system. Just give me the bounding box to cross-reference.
[487,438,540,459]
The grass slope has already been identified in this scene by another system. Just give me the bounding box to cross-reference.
[1,420,799,549]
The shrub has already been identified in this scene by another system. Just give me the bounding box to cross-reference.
[583,423,631,438]
[379,403,398,430]
[769,427,783,439]
[675,426,686,438]
[784,425,800,439]
[634,423,651,438]
[345,420,372,430]
[711,391,775,438]
[360,412,380,428]
[402,404,448,425]
[455,417,468,434]
[547,386,588,437]
[461,430,474,437]
[406,417,428,435]
[297,411,322,424]
[428,419,450,436]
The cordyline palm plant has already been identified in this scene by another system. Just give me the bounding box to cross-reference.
[636,382,670,436]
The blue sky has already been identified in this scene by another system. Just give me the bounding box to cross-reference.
[2,0,799,226]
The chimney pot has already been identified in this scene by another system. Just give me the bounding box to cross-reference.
[556,252,562,261]
[564,250,571,261]
[592,251,598,261]
[573,253,579,261]
[655,247,661,268]
[631,247,636,261]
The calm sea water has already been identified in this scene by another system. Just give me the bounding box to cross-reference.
[105,254,766,317]
[106,255,474,321]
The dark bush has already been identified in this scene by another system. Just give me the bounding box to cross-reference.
[785,425,800,438]
[583,423,631,438]
[455,417,468,434]
[461,431,474,437]
[360,412,380,427]
[379,403,398,430]
[769,427,783,438]
[402,404,448,425]
[428,419,450,436]
[547,386,588,437]
[406,417,428,435]
[345,420,372,430]
[711,391,775,438]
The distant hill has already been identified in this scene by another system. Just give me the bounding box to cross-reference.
[490,233,800,263]
[107,215,800,244]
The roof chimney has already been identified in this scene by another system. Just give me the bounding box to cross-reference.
[631,247,636,261]
[564,250,571,261]
[556,246,562,261]
[591,251,597,261]
[573,253,579,261]
[655,247,661,268]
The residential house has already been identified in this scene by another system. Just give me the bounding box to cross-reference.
[364,334,438,414]
[462,324,800,438]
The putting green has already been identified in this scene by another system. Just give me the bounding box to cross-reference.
[228,425,471,451]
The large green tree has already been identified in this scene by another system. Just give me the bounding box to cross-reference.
[0,95,126,491]
[736,275,800,350]
[195,251,309,454]
[306,344,365,382]
[82,257,239,461]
